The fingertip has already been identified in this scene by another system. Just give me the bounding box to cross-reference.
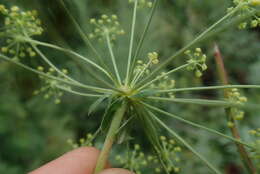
[30,147,100,174]
[99,168,134,174]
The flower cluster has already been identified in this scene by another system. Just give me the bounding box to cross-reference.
[88,14,125,42]
[228,0,260,29]
[133,52,175,97]
[115,137,182,174]
[155,136,182,173]
[134,52,159,75]
[67,133,95,149]
[248,128,260,168]
[185,48,207,78]
[128,0,153,8]
[131,52,160,87]
[150,73,176,98]
[226,88,247,127]
[0,5,43,60]
[238,17,260,30]
[33,66,70,104]
[116,144,148,174]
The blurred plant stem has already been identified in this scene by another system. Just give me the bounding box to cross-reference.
[94,101,127,174]
[214,44,256,174]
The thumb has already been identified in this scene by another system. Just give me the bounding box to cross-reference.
[99,168,134,174]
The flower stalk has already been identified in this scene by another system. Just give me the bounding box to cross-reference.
[125,0,138,85]
[139,5,241,86]
[214,44,256,174]
[94,101,127,174]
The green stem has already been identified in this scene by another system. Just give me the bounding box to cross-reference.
[56,85,103,98]
[139,6,239,85]
[125,0,138,85]
[150,112,222,174]
[148,97,240,107]
[137,63,190,90]
[131,60,152,87]
[59,0,116,84]
[214,44,256,174]
[157,85,260,93]
[105,33,122,85]
[32,44,80,84]
[23,38,115,83]
[59,0,113,76]
[94,102,127,174]
[0,54,112,93]
[204,8,260,42]
[129,0,159,80]
[142,102,253,148]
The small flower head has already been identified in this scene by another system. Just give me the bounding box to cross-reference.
[148,52,159,65]
[115,144,148,174]
[88,14,125,41]
[248,128,260,169]
[227,88,247,121]
[155,136,182,173]
[229,0,260,29]
[128,0,153,8]
[0,5,8,14]
[33,66,70,104]
[67,133,95,149]
[150,73,176,98]
[133,52,159,84]
[185,48,207,78]
[0,5,43,60]
[251,0,260,6]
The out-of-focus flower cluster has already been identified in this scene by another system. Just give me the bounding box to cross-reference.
[89,14,125,42]
[150,72,176,98]
[33,66,70,104]
[116,136,182,174]
[116,144,148,174]
[155,136,182,173]
[128,0,153,8]
[67,133,95,149]
[228,0,260,29]
[0,5,43,60]
[226,88,247,128]
[248,128,260,169]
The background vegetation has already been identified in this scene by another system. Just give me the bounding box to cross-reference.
[0,0,259,173]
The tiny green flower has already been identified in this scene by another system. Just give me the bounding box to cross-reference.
[186,48,207,78]
[88,14,125,42]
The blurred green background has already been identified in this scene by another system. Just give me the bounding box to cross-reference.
[0,0,259,173]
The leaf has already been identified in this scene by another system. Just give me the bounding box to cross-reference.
[88,95,108,116]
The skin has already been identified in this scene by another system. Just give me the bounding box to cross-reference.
[29,147,133,174]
